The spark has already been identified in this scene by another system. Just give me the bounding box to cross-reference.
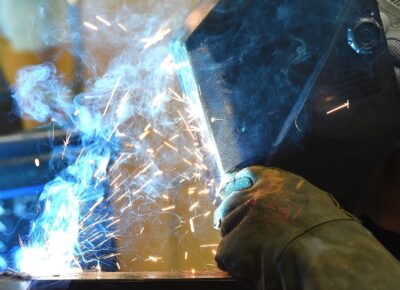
[75,148,85,165]
[94,236,114,250]
[184,251,188,260]
[116,191,128,203]
[168,88,185,103]
[52,119,55,140]
[189,201,199,212]
[155,145,164,153]
[118,23,128,32]
[162,205,176,211]
[134,162,152,179]
[89,197,104,213]
[96,15,111,26]
[73,109,80,116]
[107,124,119,141]
[106,218,120,228]
[194,150,203,161]
[102,253,121,260]
[200,244,218,248]
[191,269,196,275]
[88,234,103,243]
[139,131,150,140]
[189,218,195,233]
[177,110,196,141]
[145,256,161,262]
[61,133,72,159]
[193,172,201,180]
[154,170,163,176]
[120,202,132,213]
[109,154,125,172]
[162,194,169,200]
[34,158,40,167]
[163,141,178,152]
[210,117,223,123]
[160,55,173,71]
[327,99,350,115]
[93,158,109,178]
[139,124,152,140]
[103,77,122,116]
[116,90,131,117]
[183,158,192,166]
[198,189,210,195]
[131,179,153,195]
[212,250,217,255]
[83,21,98,31]
[110,173,122,186]
[169,134,179,141]
[204,211,211,217]
[140,227,145,234]
[184,146,193,155]
[141,27,172,49]
[153,128,164,137]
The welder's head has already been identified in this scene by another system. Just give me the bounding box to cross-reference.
[174,0,400,210]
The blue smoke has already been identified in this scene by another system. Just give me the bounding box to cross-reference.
[14,63,71,124]
[9,0,219,275]
[13,62,119,273]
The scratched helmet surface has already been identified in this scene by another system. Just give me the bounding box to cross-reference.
[173,0,400,210]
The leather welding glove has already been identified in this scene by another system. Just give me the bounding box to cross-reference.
[214,166,400,290]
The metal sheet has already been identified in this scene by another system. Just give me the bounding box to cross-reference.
[29,272,250,290]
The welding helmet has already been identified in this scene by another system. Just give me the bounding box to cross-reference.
[173,0,400,211]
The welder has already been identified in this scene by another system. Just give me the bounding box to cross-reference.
[210,2,400,289]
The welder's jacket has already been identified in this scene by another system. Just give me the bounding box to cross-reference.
[214,166,400,290]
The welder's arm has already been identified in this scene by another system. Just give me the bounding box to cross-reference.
[214,166,400,290]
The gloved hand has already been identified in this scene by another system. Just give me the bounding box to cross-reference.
[214,166,400,290]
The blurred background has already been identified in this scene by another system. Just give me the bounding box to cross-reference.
[0,0,221,273]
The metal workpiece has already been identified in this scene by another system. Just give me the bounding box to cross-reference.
[173,0,400,210]
[27,272,249,290]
